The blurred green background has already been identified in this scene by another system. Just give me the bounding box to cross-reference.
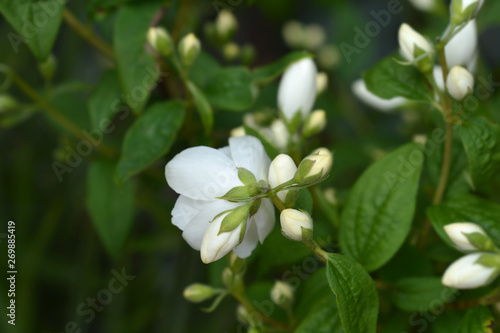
[1,0,500,332]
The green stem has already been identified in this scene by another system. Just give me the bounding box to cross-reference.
[62,9,115,60]
[305,240,328,264]
[269,191,286,211]
[10,70,117,157]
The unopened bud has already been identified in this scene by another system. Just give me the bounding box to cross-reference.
[38,54,57,82]
[442,253,500,289]
[183,283,217,303]
[268,154,297,203]
[270,281,294,307]
[317,45,341,69]
[446,66,474,101]
[147,27,173,56]
[450,0,481,26]
[270,119,289,150]
[280,209,313,241]
[410,0,438,12]
[178,33,201,67]
[216,10,238,42]
[398,23,433,73]
[295,148,333,183]
[303,110,327,137]
[230,126,245,137]
[316,72,328,95]
[282,21,304,48]
[444,222,495,252]
[324,187,338,205]
[303,24,326,50]
[223,42,240,61]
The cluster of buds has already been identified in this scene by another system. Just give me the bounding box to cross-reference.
[442,223,500,289]
[147,26,201,67]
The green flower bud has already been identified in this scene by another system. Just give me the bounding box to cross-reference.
[216,10,238,42]
[178,33,201,67]
[183,283,217,303]
[147,27,173,56]
[303,110,327,137]
[295,148,333,183]
[270,281,294,308]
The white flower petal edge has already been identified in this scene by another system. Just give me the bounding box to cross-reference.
[229,136,271,182]
[444,20,477,69]
[352,79,407,112]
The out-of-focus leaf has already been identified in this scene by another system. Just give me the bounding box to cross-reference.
[88,70,124,129]
[114,1,161,113]
[186,81,213,135]
[339,143,424,272]
[326,254,378,333]
[458,306,494,333]
[460,116,500,189]
[363,56,433,102]
[204,67,255,111]
[116,101,185,181]
[0,0,64,61]
[252,51,312,86]
[86,159,135,258]
[188,51,221,88]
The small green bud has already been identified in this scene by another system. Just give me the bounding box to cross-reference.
[183,283,217,303]
[178,33,201,67]
[216,10,238,42]
[147,27,173,56]
[38,54,57,82]
[303,109,327,137]
[223,42,240,61]
[270,281,294,308]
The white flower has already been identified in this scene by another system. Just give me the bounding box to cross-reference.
[444,222,489,251]
[268,154,297,202]
[278,58,317,121]
[409,0,437,12]
[280,209,313,241]
[442,253,498,289]
[352,79,406,112]
[444,20,477,69]
[398,23,433,62]
[446,66,474,100]
[165,136,275,263]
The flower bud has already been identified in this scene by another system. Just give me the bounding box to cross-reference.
[317,45,340,69]
[270,119,289,149]
[0,94,18,112]
[230,126,246,138]
[178,33,201,67]
[200,211,244,264]
[270,281,294,307]
[303,110,327,137]
[316,72,328,95]
[183,283,217,303]
[444,222,495,252]
[147,27,173,56]
[398,23,433,73]
[282,21,304,48]
[223,42,240,61]
[352,79,406,112]
[450,0,481,25]
[295,148,332,183]
[442,253,500,289]
[446,66,474,101]
[278,58,317,121]
[303,24,326,51]
[268,154,297,202]
[280,209,313,241]
[444,20,477,70]
[410,0,437,12]
[38,54,57,82]
[216,10,238,42]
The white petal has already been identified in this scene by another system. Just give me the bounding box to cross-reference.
[445,20,477,69]
[229,136,271,182]
[352,79,406,112]
[233,220,259,258]
[278,58,317,120]
[442,253,497,289]
[165,146,241,200]
[171,195,211,230]
[251,198,276,242]
[433,66,445,91]
[182,200,240,250]
[218,146,232,158]
[200,211,243,263]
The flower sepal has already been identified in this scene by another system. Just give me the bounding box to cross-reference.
[218,202,252,235]
[217,185,261,202]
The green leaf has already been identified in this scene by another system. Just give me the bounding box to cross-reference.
[295,299,344,333]
[116,101,185,181]
[0,0,64,61]
[188,51,221,88]
[114,2,161,114]
[458,306,494,333]
[427,194,500,249]
[363,56,433,102]
[339,143,424,271]
[460,116,500,189]
[186,81,213,135]
[252,51,312,86]
[326,254,378,333]
[242,125,279,160]
[204,67,256,111]
[391,277,457,312]
[86,160,135,258]
[88,70,124,129]
[377,244,434,284]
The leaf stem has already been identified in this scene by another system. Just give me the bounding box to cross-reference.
[9,70,117,157]
[62,9,115,60]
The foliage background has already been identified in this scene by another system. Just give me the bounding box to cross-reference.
[1,0,500,332]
